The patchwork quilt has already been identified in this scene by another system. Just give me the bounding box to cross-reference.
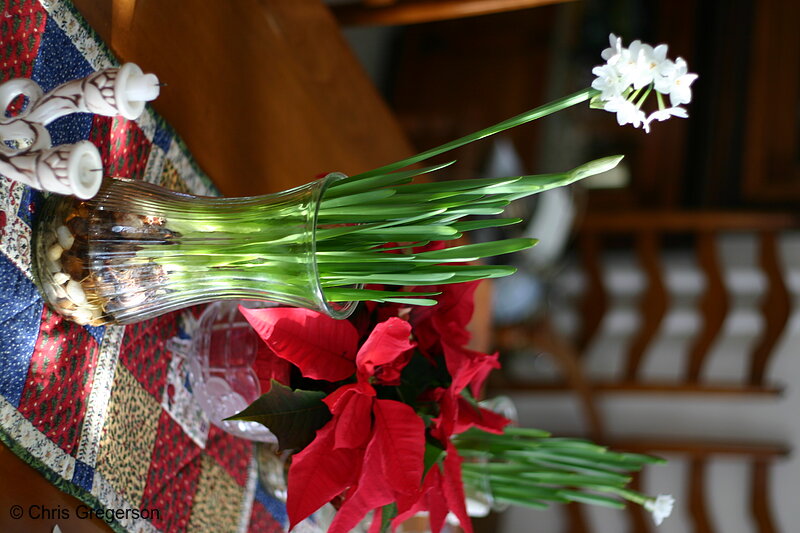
[0,1,302,531]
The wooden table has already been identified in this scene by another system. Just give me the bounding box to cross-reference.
[71,0,415,197]
[1,1,414,531]
[0,441,111,533]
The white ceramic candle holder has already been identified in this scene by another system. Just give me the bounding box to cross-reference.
[0,63,160,199]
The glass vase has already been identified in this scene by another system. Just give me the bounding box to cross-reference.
[31,174,355,325]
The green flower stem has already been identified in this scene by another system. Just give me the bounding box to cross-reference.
[636,86,653,108]
[657,91,667,110]
[454,427,665,514]
[344,87,599,182]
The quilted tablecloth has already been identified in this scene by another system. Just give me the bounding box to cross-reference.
[0,1,297,531]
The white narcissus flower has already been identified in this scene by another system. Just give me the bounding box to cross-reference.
[604,97,646,129]
[592,33,697,132]
[621,40,657,89]
[654,58,679,94]
[644,494,675,526]
[660,57,698,106]
[591,64,628,100]
[601,33,623,61]
[639,43,669,87]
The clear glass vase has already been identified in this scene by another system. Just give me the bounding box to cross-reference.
[31,173,355,325]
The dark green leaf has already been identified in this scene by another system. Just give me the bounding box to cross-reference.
[424,442,446,474]
[379,503,398,533]
[383,297,439,306]
[320,188,396,208]
[226,380,330,451]
[345,88,595,180]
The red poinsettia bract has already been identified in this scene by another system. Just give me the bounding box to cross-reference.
[240,307,424,532]
[240,277,510,533]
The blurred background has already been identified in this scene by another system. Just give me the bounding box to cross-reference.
[331,0,799,532]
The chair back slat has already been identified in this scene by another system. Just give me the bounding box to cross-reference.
[751,459,778,533]
[750,230,792,385]
[625,472,652,533]
[626,231,669,380]
[686,231,730,382]
[490,211,795,531]
[564,502,591,533]
[688,458,716,533]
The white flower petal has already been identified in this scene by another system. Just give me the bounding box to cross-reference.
[601,33,623,61]
[644,494,675,526]
[652,44,669,62]
[669,75,697,106]
[653,75,673,94]
[668,106,688,118]
[647,106,688,123]
[604,97,646,128]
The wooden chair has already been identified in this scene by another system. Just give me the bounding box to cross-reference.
[330,0,575,26]
[571,210,798,397]
[495,210,800,400]
[491,210,797,532]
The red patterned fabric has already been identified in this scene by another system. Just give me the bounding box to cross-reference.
[0,3,291,531]
[0,0,47,81]
[90,116,153,180]
[119,315,179,398]
[205,425,254,486]
[141,411,203,532]
[16,307,100,455]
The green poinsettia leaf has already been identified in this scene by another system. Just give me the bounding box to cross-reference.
[424,441,446,475]
[226,380,331,451]
[379,503,398,533]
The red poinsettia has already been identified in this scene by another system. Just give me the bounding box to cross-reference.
[240,308,424,531]
[239,277,510,532]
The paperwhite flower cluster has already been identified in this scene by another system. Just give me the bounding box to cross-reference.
[592,34,697,132]
[644,494,675,526]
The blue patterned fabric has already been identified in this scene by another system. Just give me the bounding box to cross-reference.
[0,254,43,408]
